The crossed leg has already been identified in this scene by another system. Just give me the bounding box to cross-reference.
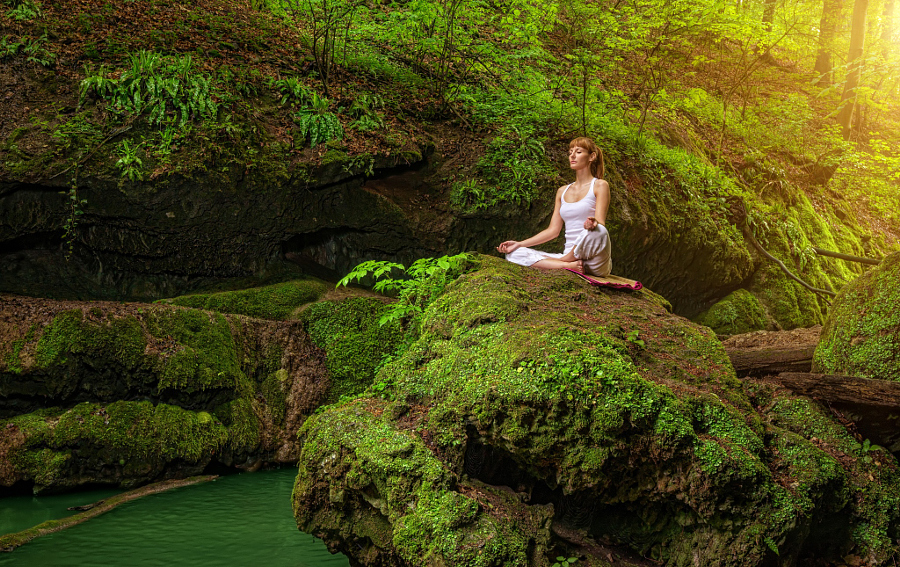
[532,249,582,272]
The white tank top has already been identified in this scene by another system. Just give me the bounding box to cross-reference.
[560,179,597,251]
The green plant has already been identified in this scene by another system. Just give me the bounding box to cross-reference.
[271,76,313,107]
[5,0,41,21]
[1,35,55,66]
[282,0,362,95]
[60,186,87,260]
[294,93,343,147]
[115,139,144,181]
[337,253,473,326]
[551,557,578,567]
[347,94,385,131]
[625,329,645,348]
[453,123,551,211]
[342,154,375,177]
[80,51,222,127]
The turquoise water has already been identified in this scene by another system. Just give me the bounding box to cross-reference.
[0,469,350,567]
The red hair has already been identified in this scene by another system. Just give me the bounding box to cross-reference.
[569,137,605,179]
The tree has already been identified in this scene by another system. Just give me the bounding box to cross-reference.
[837,0,870,139]
[283,0,360,96]
[814,0,843,85]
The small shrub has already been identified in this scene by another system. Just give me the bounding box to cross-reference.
[294,93,343,147]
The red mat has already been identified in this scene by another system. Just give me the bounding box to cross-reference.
[566,269,643,291]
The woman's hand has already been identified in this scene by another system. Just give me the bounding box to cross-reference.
[497,241,520,254]
[584,217,598,231]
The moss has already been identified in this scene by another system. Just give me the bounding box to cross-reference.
[3,324,38,374]
[695,289,769,335]
[294,257,900,565]
[814,251,900,381]
[764,392,900,559]
[293,398,552,566]
[144,307,249,393]
[259,369,288,426]
[160,278,328,320]
[8,401,242,491]
[33,310,146,369]
[214,397,260,450]
[300,297,404,402]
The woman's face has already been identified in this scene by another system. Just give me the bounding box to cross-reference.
[568,146,595,170]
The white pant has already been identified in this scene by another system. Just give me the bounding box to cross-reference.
[505,226,612,276]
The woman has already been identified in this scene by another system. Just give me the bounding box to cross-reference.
[497,137,612,276]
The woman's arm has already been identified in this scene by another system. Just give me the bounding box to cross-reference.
[498,186,566,253]
[583,179,610,231]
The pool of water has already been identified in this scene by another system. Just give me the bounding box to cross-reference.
[0,468,349,567]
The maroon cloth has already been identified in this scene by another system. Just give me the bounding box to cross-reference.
[566,269,643,291]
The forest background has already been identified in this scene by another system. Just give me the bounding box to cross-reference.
[2,0,900,331]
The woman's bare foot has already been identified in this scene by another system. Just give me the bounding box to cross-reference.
[532,258,583,271]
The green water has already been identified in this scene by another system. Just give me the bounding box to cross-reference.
[0,469,350,566]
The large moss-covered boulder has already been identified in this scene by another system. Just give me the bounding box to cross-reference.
[293,256,900,566]
[814,251,900,381]
[0,295,329,493]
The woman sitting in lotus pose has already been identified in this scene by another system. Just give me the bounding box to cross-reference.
[497,137,612,276]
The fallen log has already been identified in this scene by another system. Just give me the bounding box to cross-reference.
[0,475,217,552]
[723,327,821,376]
[727,344,817,375]
[773,372,900,409]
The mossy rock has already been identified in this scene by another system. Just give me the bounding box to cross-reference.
[294,398,553,566]
[0,295,330,492]
[299,297,405,402]
[3,401,244,493]
[813,251,900,381]
[294,256,900,566]
[159,278,328,320]
[695,288,771,335]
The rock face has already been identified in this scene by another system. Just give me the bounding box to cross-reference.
[292,256,900,566]
[0,292,330,493]
[814,251,900,382]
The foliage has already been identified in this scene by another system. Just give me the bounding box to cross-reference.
[337,253,473,327]
[452,124,552,211]
[282,0,362,94]
[0,34,55,66]
[294,92,343,147]
[59,186,87,260]
[551,557,578,567]
[5,0,41,21]
[114,139,143,181]
[347,94,385,132]
[79,51,223,127]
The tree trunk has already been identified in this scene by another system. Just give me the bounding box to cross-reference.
[881,0,895,58]
[837,0,869,139]
[814,0,842,85]
[762,0,777,31]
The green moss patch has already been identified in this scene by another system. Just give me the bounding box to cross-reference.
[814,251,900,381]
[300,297,404,402]
[5,401,246,493]
[695,289,770,335]
[160,279,328,320]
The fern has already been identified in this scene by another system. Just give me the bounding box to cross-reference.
[338,254,474,327]
[80,50,223,127]
[294,93,343,147]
